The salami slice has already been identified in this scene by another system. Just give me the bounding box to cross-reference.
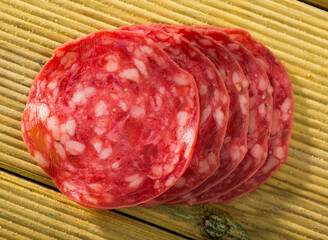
[119,25,229,204]
[147,24,249,203]
[21,30,200,209]
[210,28,293,204]
[176,26,273,205]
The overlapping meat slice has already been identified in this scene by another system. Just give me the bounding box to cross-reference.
[21,30,200,209]
[147,24,250,203]
[174,26,273,205]
[210,28,293,204]
[119,25,229,204]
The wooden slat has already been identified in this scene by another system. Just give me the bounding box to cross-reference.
[0,170,187,240]
[0,0,327,239]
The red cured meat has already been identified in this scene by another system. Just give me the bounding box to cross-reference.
[21,30,200,209]
[211,28,294,204]
[119,25,229,204]
[147,24,249,203]
[176,26,273,205]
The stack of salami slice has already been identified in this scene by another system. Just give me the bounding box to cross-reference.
[21,24,293,209]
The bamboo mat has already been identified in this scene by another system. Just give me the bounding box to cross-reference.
[0,0,327,239]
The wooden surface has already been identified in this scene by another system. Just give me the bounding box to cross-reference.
[0,0,327,239]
